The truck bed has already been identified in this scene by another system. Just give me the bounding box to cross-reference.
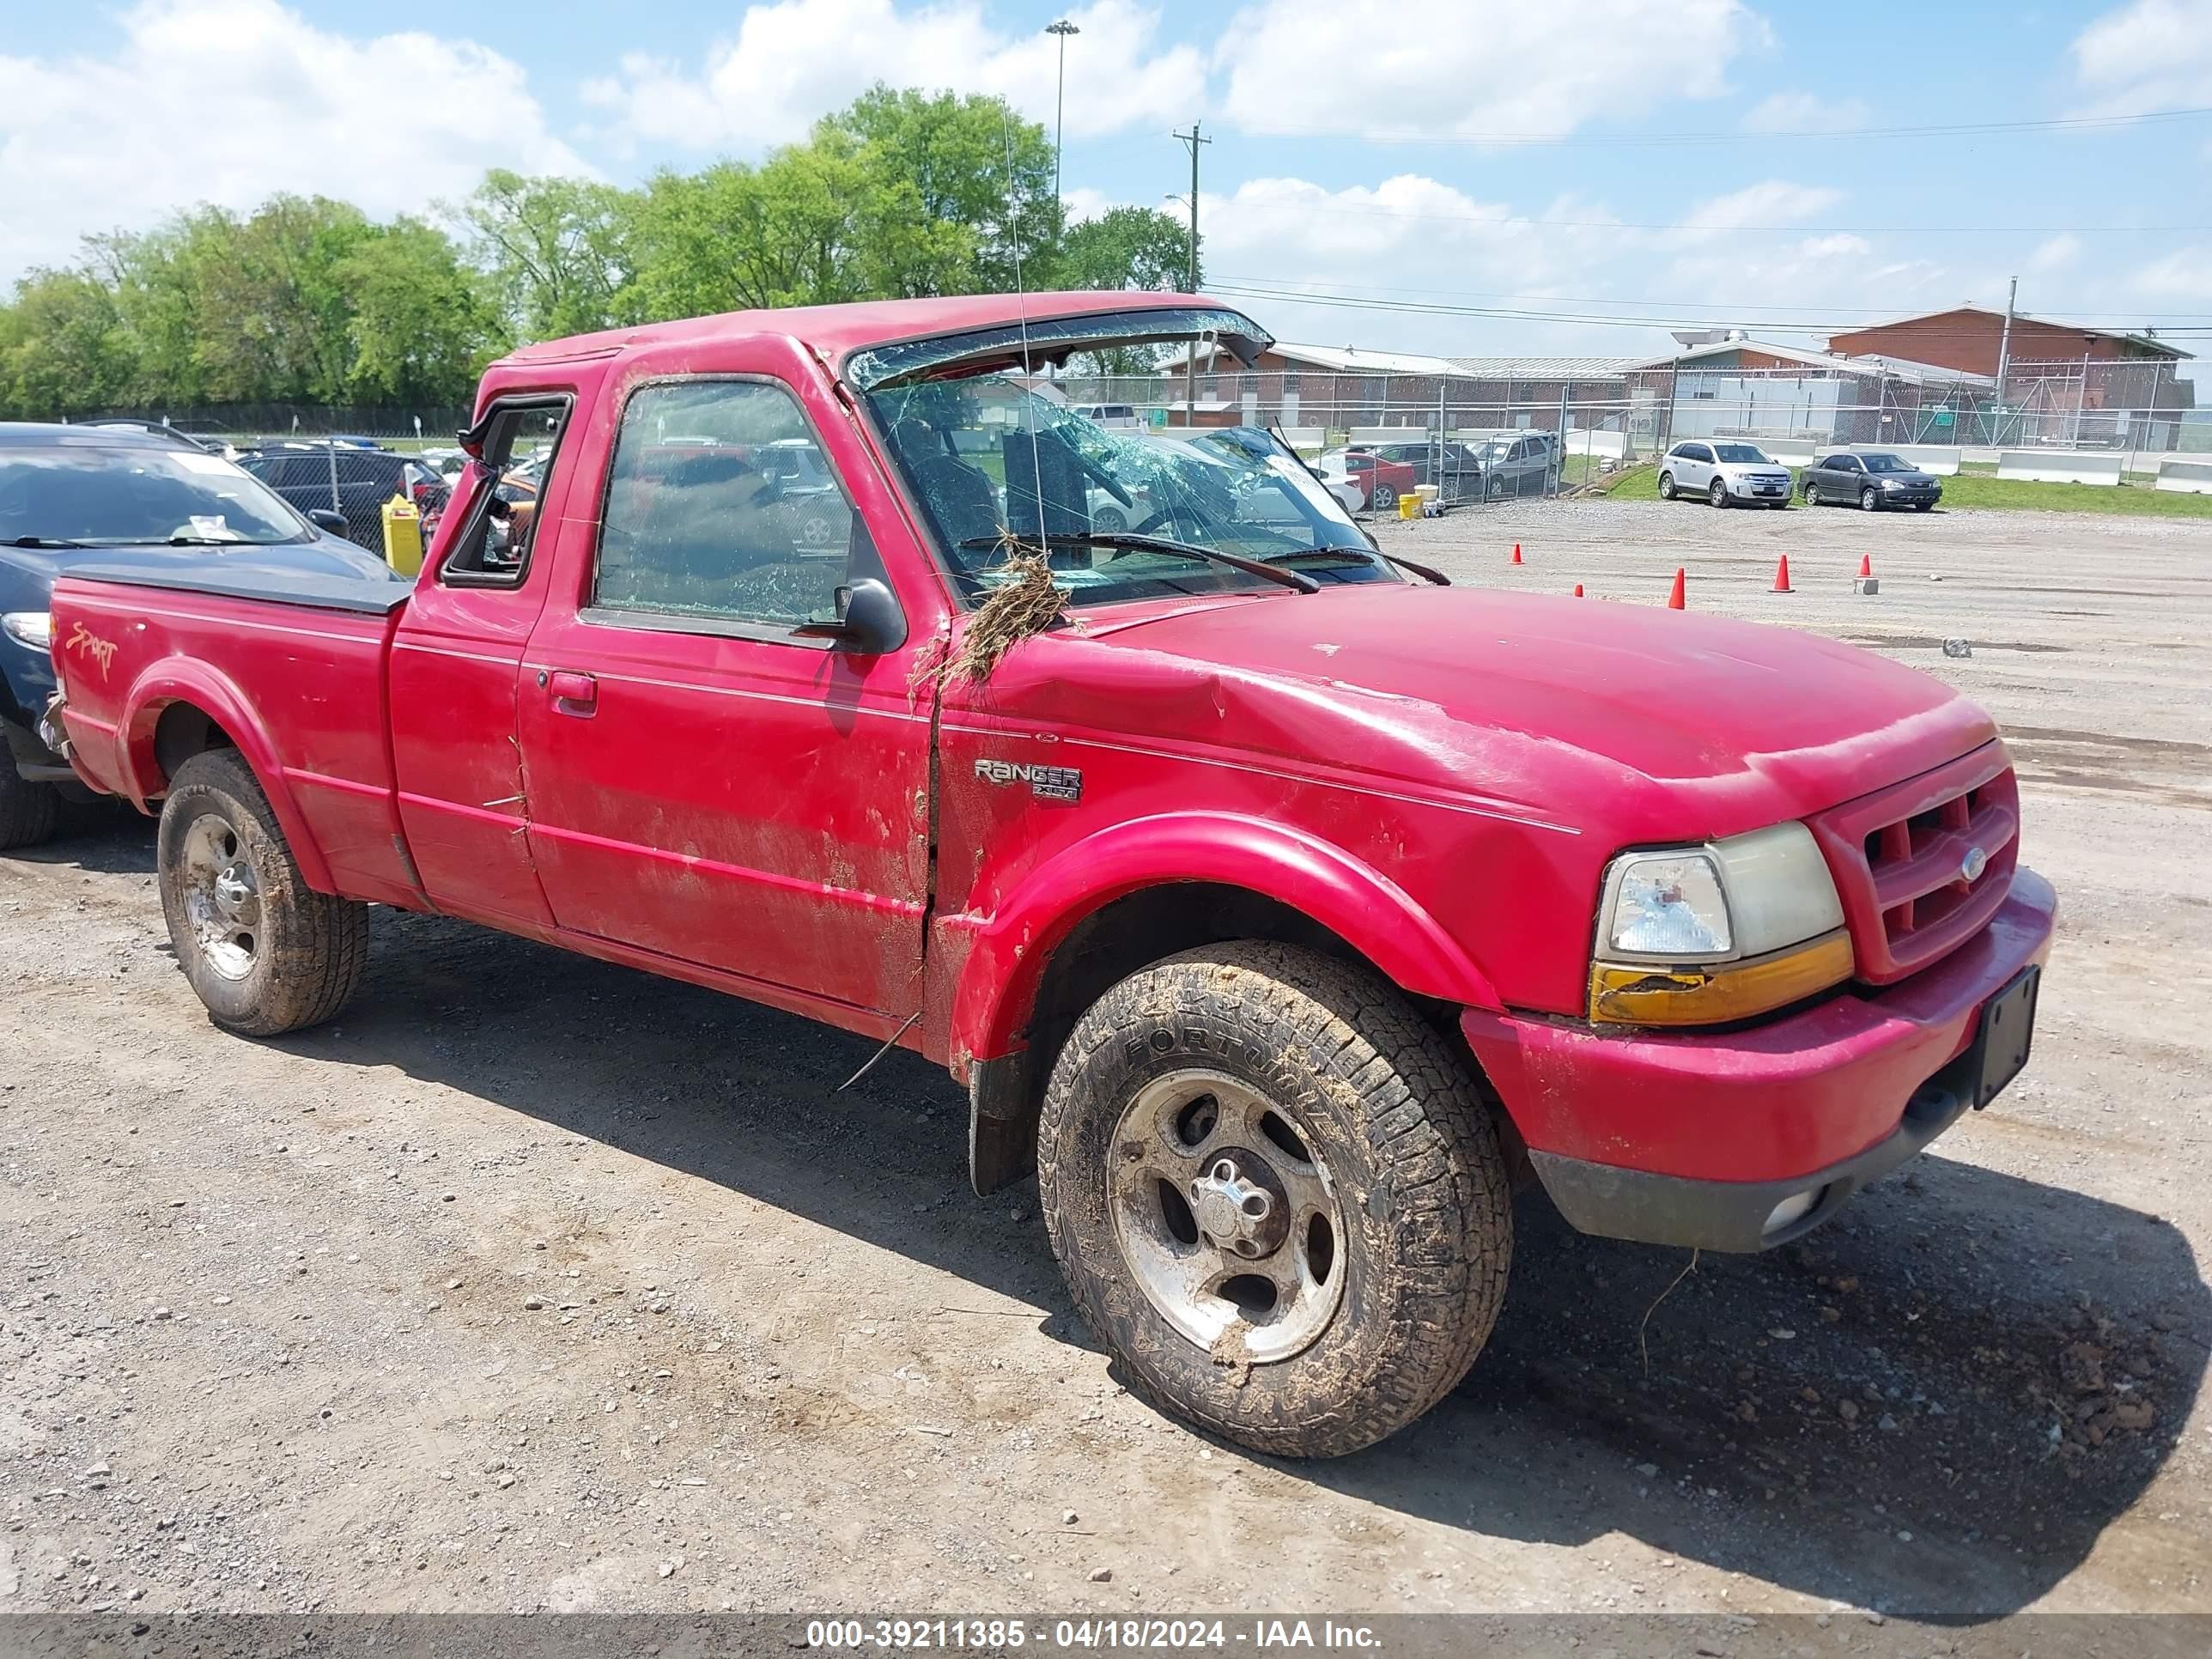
[51,565,422,908]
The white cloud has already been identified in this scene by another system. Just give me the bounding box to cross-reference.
[2069,0,2212,116]
[1659,179,1842,247]
[2027,233,2083,273]
[2132,246,2212,299]
[0,0,586,285]
[1741,91,1872,132]
[582,0,1205,153]
[1217,0,1767,140]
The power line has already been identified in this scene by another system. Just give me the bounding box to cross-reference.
[1231,104,2212,149]
[1202,280,2212,339]
[1207,273,2212,329]
[1218,197,2212,235]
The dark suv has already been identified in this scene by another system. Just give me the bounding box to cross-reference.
[240,445,448,548]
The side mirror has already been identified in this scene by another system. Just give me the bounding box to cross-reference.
[307,508,348,535]
[793,577,907,653]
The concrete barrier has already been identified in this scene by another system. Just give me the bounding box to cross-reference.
[1276,426,1325,455]
[1996,450,2124,486]
[1852,443,1963,475]
[1759,439,1820,468]
[2154,457,2212,494]
[1565,429,1627,459]
[1349,424,1431,446]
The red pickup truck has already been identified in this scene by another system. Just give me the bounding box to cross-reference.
[45,291,2052,1457]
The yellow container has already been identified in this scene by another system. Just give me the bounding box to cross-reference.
[1397,491,1419,520]
[380,494,423,576]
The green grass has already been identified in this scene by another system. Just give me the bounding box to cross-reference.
[1588,461,2212,517]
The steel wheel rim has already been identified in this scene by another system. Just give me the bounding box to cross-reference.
[179,813,260,981]
[1105,1068,1347,1364]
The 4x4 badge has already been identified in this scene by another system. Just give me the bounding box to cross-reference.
[974,757,1083,803]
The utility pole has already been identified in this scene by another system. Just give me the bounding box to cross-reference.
[1046,20,1079,207]
[1173,121,1209,426]
[1994,275,2017,445]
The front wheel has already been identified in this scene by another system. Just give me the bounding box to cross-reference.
[0,763,63,850]
[157,748,368,1036]
[1709,478,1729,508]
[1037,942,1513,1458]
[1861,486,1881,512]
[1370,483,1397,509]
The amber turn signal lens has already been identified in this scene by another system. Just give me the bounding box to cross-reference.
[1588,930,1855,1027]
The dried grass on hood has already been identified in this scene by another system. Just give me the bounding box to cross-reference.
[939,550,1069,687]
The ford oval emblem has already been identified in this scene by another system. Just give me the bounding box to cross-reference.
[1960,845,1989,883]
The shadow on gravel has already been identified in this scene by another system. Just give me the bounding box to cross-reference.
[279,908,2203,1624]
[9,809,155,877]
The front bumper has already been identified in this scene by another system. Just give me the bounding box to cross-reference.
[1461,868,2055,1252]
[1728,476,1793,500]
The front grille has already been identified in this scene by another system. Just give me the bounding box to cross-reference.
[1809,742,2019,985]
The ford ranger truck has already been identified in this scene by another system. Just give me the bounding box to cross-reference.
[44,292,2055,1458]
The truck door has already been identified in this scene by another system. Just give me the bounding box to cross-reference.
[389,392,584,932]
[515,368,932,1018]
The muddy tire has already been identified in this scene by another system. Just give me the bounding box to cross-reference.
[0,764,62,850]
[157,749,368,1036]
[1037,941,1512,1457]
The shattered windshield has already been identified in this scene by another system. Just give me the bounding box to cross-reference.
[864,374,1399,606]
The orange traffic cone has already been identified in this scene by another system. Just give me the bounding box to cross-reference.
[1857,553,1873,579]
[1572,582,1584,598]
[1771,554,1794,592]
[1666,568,1686,610]
[1510,543,1523,564]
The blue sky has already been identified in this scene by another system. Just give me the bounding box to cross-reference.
[5,0,2209,371]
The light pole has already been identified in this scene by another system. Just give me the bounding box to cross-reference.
[1047,19,1079,206]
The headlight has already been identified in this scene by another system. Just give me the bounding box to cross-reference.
[2,611,53,649]
[1881,477,1904,489]
[1590,823,1850,1026]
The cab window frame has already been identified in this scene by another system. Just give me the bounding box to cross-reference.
[437,393,575,592]
[579,373,882,652]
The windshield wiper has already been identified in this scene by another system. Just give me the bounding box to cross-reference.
[957,532,1320,594]
[1267,545,1450,586]
[163,535,252,546]
[6,536,93,549]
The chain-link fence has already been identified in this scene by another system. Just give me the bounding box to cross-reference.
[65,404,472,450]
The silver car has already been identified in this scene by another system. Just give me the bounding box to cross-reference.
[1658,440,1794,509]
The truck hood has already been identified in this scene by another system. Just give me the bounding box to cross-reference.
[1012,584,1996,841]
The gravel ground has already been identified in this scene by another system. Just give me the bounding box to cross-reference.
[2,496,2209,1624]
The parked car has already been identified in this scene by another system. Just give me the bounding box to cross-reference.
[238,445,450,549]
[1465,430,1561,499]
[1318,447,1419,509]
[1657,440,1793,508]
[0,422,401,848]
[1802,450,1942,512]
[1358,438,1482,505]
[73,419,231,457]
[46,293,2051,1460]
[1076,404,1143,429]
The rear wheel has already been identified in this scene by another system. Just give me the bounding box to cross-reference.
[1657,471,1676,501]
[1370,483,1398,509]
[157,749,368,1036]
[1037,941,1513,1458]
[1802,479,1820,506]
[1708,478,1729,508]
[1091,504,1127,534]
[0,763,63,850]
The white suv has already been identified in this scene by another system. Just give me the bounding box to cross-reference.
[1658,440,1794,509]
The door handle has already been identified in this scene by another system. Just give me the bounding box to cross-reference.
[547,670,597,715]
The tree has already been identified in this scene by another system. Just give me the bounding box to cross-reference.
[1054,206,1198,295]
[0,269,138,416]
[456,170,630,340]
[823,87,1062,295]
[338,219,507,404]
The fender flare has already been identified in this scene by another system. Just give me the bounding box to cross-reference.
[118,658,337,893]
[949,811,1504,1069]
